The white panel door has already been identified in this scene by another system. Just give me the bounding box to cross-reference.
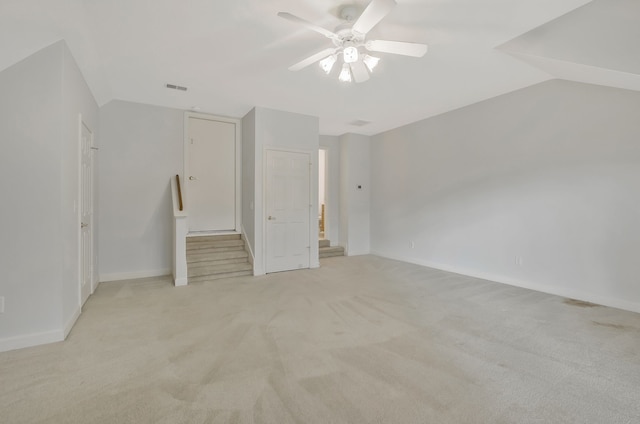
[187,117,236,232]
[80,122,93,306]
[265,150,311,273]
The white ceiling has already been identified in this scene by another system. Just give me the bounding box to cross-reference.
[1,0,637,136]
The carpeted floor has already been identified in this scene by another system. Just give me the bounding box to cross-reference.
[1,255,639,423]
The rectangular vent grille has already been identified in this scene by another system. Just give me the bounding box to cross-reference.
[349,119,371,127]
[166,83,188,91]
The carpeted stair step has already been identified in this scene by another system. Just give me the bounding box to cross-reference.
[186,234,253,283]
[319,239,344,258]
[188,262,253,278]
[186,246,246,257]
[187,239,245,251]
[187,249,248,265]
[187,234,241,243]
[320,245,345,258]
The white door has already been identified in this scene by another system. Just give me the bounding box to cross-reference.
[265,150,311,273]
[187,117,236,232]
[80,121,93,305]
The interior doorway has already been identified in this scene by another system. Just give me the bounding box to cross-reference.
[265,149,311,273]
[79,119,93,306]
[319,148,327,240]
[184,113,241,233]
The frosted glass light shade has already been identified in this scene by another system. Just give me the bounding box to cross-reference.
[363,55,380,72]
[319,55,337,74]
[338,63,352,82]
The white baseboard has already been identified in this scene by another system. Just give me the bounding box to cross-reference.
[174,276,188,287]
[99,269,171,282]
[371,249,640,314]
[0,329,64,353]
[240,226,255,266]
[64,306,82,339]
[346,249,370,256]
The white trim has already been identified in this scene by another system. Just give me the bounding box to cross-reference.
[91,133,99,295]
[171,176,189,287]
[78,115,95,308]
[187,231,239,237]
[0,330,64,353]
[240,225,255,266]
[99,269,171,282]
[64,306,82,338]
[370,250,640,314]
[183,111,242,232]
[77,113,83,307]
[345,249,370,256]
[319,147,329,242]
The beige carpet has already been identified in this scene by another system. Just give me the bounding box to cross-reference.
[1,255,639,423]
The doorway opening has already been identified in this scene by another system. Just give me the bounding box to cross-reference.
[319,148,327,240]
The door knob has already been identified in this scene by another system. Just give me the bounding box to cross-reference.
[268,216,276,220]
[81,223,88,228]
[189,176,197,181]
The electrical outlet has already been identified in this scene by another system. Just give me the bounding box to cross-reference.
[514,256,524,266]
[0,296,4,314]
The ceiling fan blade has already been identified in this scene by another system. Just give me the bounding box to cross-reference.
[350,61,370,83]
[277,12,339,40]
[352,0,396,35]
[289,48,336,71]
[366,40,428,57]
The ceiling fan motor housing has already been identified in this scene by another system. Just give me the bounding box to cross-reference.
[339,5,360,22]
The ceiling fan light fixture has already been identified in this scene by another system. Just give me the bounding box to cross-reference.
[339,63,352,82]
[343,46,359,64]
[319,54,337,74]
[363,55,380,72]
[278,1,428,84]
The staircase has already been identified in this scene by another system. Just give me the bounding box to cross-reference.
[186,234,253,282]
[319,239,344,258]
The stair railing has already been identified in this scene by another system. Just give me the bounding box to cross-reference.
[171,175,188,286]
[176,174,184,211]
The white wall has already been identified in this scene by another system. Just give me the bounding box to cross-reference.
[248,107,320,275]
[371,79,640,313]
[339,133,371,256]
[241,108,256,261]
[99,100,183,281]
[0,41,98,351]
[319,135,341,246]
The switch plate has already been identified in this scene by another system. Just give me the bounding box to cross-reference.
[0,296,4,314]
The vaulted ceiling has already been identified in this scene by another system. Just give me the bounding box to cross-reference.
[1,0,637,135]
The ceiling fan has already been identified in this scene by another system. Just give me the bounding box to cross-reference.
[277,0,427,83]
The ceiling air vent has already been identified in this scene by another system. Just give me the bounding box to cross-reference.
[166,83,188,91]
[349,119,371,127]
